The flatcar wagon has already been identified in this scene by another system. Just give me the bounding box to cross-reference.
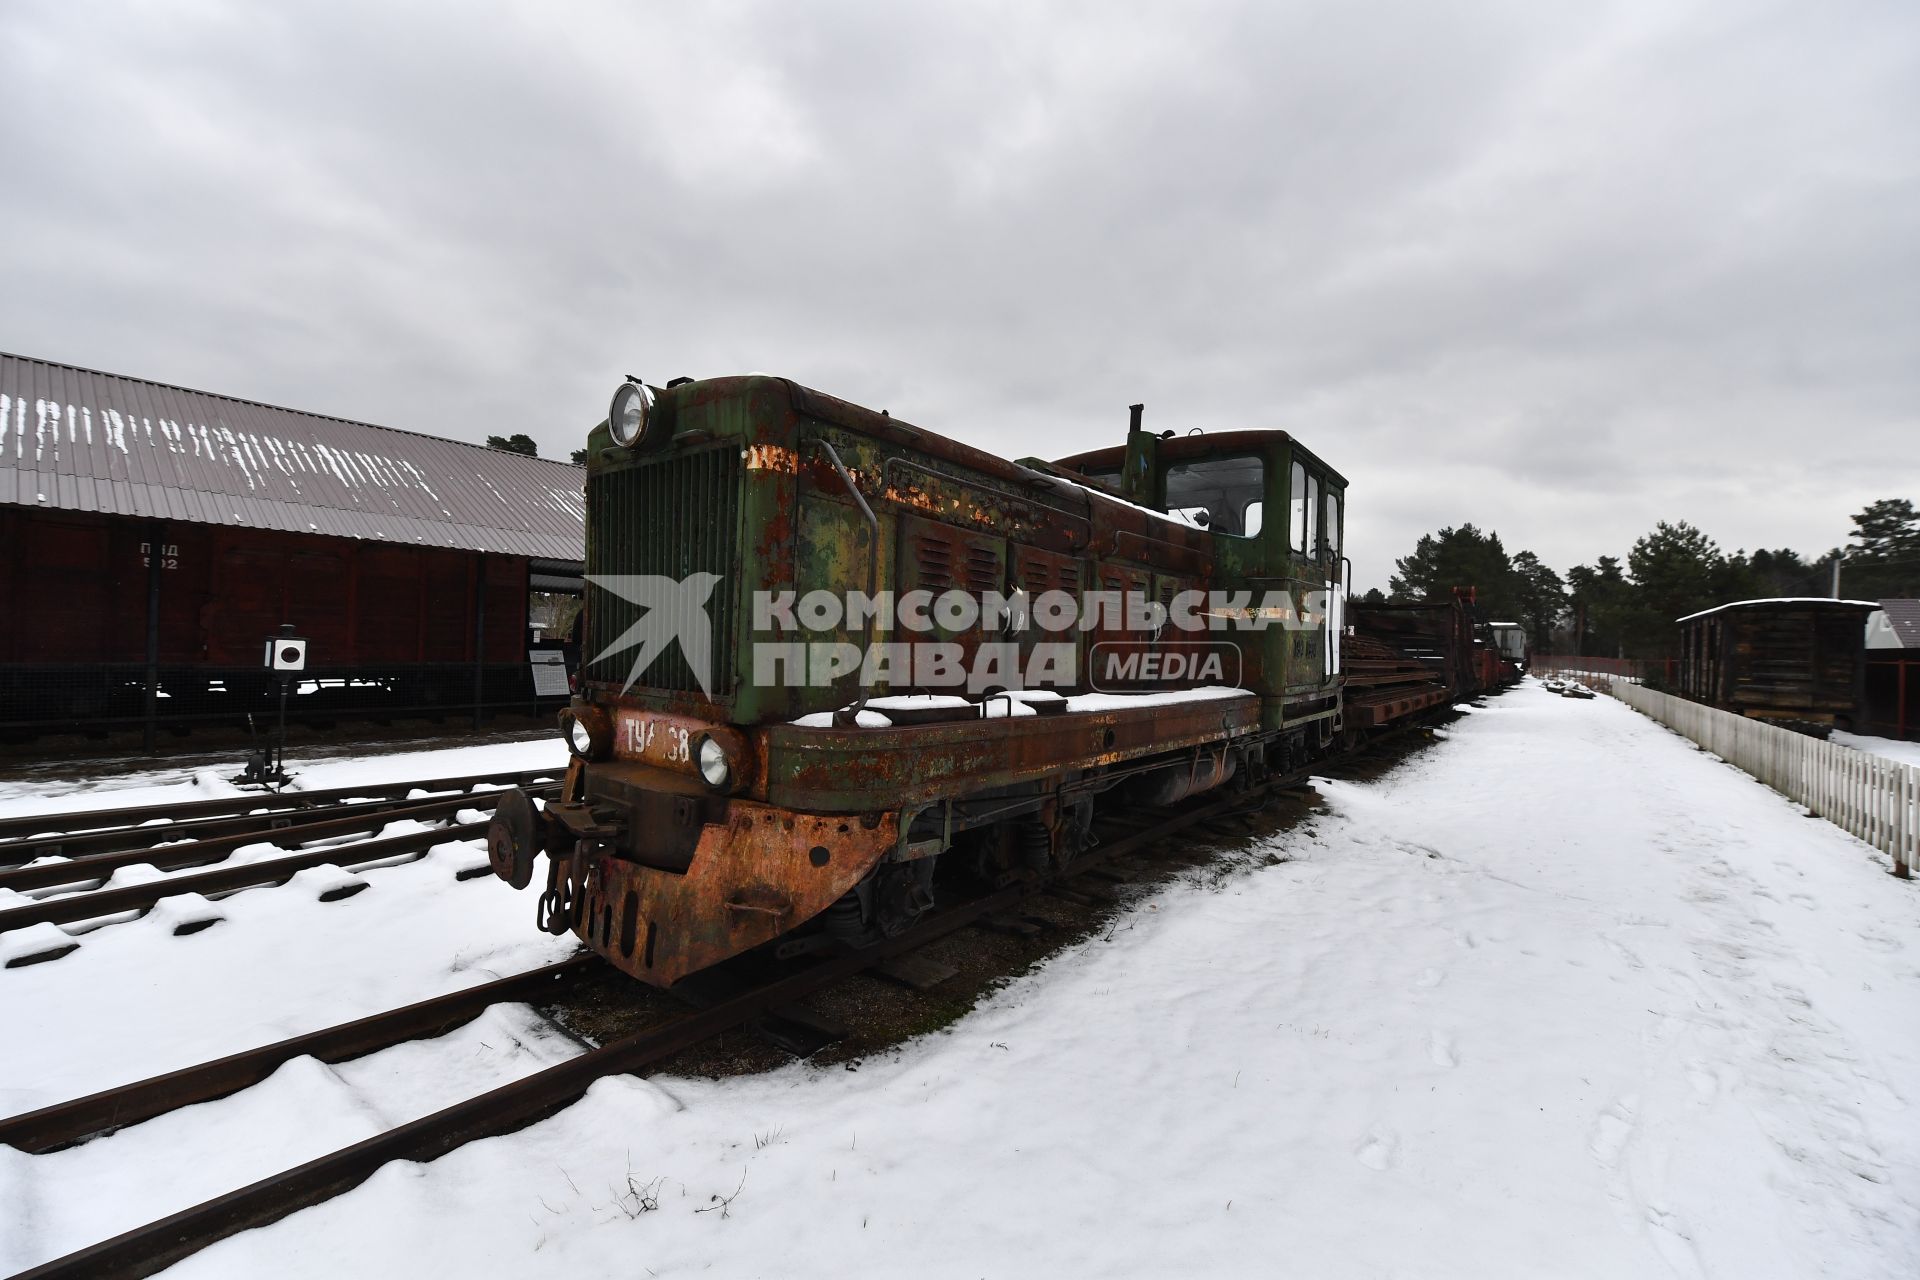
[488,375,1408,987]
[1676,597,1878,736]
[1349,599,1481,697]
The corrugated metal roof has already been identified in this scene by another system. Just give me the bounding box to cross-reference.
[0,352,585,563]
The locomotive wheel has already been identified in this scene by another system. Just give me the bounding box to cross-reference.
[487,788,537,890]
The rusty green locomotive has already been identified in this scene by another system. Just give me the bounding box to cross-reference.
[487,374,1366,985]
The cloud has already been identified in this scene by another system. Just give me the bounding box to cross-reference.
[2,0,1915,588]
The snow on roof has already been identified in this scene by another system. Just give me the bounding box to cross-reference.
[1873,600,1920,648]
[1676,597,1880,624]
[1046,468,1193,526]
[0,351,585,562]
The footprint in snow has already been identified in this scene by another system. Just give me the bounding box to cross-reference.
[1427,1031,1457,1068]
[1355,1132,1396,1171]
[1414,968,1444,989]
[1645,1205,1706,1280]
[1589,1097,1638,1167]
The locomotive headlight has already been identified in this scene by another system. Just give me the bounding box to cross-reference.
[696,734,731,789]
[560,704,611,759]
[608,378,654,449]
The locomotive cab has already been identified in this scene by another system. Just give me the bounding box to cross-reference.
[1052,423,1349,734]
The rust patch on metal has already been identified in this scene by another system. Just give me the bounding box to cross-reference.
[743,443,799,473]
[765,696,1262,811]
[611,708,751,786]
[575,802,900,985]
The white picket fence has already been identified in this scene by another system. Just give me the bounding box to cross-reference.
[1605,681,1919,878]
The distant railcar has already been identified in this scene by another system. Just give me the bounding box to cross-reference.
[0,507,531,735]
[1676,598,1877,737]
[0,351,589,741]
[1488,622,1528,676]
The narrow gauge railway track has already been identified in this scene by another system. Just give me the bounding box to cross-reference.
[4,758,1343,1280]
[0,783,559,940]
[0,957,605,1154]
[0,767,565,854]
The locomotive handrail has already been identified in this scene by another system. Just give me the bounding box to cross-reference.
[881,453,1093,533]
[810,438,882,726]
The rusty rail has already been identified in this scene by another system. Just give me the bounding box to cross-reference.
[0,820,493,936]
[0,957,601,1154]
[0,767,563,845]
[0,784,536,867]
[5,879,1026,1280]
[5,763,1323,1280]
[0,786,554,896]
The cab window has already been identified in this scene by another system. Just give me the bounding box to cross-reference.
[1164,454,1264,538]
[1325,491,1341,556]
[1304,473,1320,557]
[1289,461,1307,550]
[1305,475,1320,556]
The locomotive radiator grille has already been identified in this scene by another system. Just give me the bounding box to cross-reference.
[584,445,742,697]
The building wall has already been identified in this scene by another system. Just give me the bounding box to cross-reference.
[1,507,528,667]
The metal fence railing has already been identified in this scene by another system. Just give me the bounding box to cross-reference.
[1602,678,1919,879]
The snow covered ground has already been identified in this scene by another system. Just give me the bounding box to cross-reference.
[5,681,1919,1278]
[0,736,569,824]
[1833,730,1920,771]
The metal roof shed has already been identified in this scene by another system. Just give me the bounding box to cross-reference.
[0,352,584,562]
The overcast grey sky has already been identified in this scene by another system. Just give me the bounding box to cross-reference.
[2,0,1915,589]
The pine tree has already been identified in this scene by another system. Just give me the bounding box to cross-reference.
[1624,521,1727,657]
[1842,498,1920,599]
[1385,526,1563,650]
[1508,551,1568,654]
[486,433,539,457]
[1566,556,1631,657]
[1388,525,1517,617]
